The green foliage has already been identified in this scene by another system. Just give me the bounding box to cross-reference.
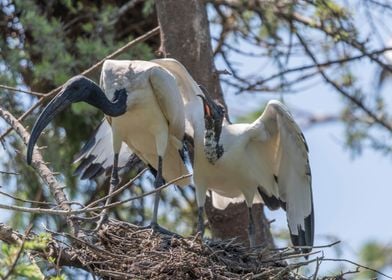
[0,0,154,232]
[358,241,392,279]
[0,232,70,279]
[0,239,45,280]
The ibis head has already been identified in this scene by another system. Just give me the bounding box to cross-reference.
[197,94,225,163]
[26,75,127,165]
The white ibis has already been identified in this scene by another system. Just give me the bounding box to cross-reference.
[196,94,314,252]
[27,60,191,232]
[123,58,315,252]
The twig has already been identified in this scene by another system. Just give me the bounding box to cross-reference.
[240,47,392,92]
[296,31,392,133]
[322,258,392,279]
[2,225,33,280]
[0,173,192,216]
[0,107,79,235]
[0,190,56,206]
[0,84,45,97]
[311,255,321,279]
[0,170,20,175]
[85,168,148,208]
[271,240,341,251]
[0,26,160,141]
[90,173,192,212]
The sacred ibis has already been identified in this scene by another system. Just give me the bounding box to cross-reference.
[147,59,314,250]
[26,60,191,232]
[195,93,314,251]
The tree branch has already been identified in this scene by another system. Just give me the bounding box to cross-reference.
[295,32,392,133]
[0,223,85,270]
[0,107,79,235]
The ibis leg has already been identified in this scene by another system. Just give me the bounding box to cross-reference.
[94,153,119,231]
[248,207,256,247]
[147,156,178,236]
[151,156,163,226]
[196,206,205,236]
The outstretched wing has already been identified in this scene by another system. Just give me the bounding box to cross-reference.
[73,119,138,180]
[250,100,314,251]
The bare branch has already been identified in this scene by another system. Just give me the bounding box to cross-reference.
[323,258,392,279]
[0,106,79,234]
[0,84,45,98]
[0,173,193,216]
[296,32,392,133]
[0,189,56,206]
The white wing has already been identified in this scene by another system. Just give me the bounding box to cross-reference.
[151,58,205,138]
[250,100,314,249]
[148,66,185,144]
[73,119,138,180]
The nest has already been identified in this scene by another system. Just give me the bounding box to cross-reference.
[68,220,307,279]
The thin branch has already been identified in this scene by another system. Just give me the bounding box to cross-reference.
[85,168,148,209]
[2,225,33,280]
[271,240,341,251]
[0,189,56,206]
[296,32,392,133]
[0,84,45,97]
[0,173,193,216]
[323,258,392,279]
[0,170,20,175]
[0,107,79,235]
[286,10,392,73]
[366,0,392,10]
[240,47,392,91]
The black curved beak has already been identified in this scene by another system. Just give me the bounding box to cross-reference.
[196,94,212,118]
[27,91,70,164]
[197,94,225,123]
[26,75,127,165]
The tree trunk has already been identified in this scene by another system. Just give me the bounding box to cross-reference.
[155,0,274,247]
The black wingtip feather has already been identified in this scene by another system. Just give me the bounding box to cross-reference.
[73,155,95,177]
[289,211,314,258]
[73,120,106,163]
[257,187,286,211]
[81,163,104,180]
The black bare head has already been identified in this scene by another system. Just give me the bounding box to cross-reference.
[197,92,225,164]
[26,75,127,165]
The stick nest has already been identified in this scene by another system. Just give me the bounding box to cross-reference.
[69,220,306,279]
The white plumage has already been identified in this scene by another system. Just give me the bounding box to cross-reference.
[194,99,314,248]
[69,58,314,250]
[149,59,314,250]
[27,59,192,232]
[99,60,189,186]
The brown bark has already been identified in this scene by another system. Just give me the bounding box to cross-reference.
[155,0,274,247]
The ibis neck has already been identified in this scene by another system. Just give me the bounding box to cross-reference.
[194,118,224,164]
[86,87,127,117]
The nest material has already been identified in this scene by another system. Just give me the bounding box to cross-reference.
[68,220,306,280]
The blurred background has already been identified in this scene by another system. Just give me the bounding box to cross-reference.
[0,0,391,278]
